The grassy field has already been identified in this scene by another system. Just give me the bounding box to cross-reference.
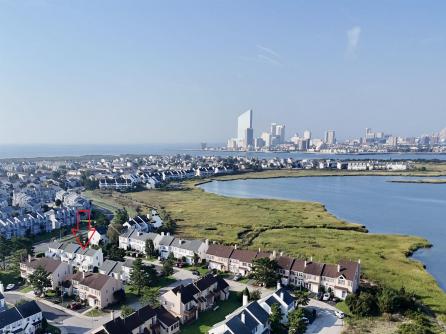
[181,292,240,334]
[84,170,446,320]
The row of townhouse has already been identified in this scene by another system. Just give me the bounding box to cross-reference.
[20,256,123,309]
[122,210,164,233]
[98,177,137,190]
[118,230,208,264]
[119,229,360,300]
[209,285,296,334]
[206,244,361,300]
[0,212,52,239]
[0,300,43,334]
[160,274,230,325]
[45,242,104,272]
[347,161,409,171]
[93,304,180,334]
[0,206,85,239]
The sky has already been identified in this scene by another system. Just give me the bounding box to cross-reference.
[0,0,445,145]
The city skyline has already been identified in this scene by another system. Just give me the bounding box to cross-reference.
[0,1,445,144]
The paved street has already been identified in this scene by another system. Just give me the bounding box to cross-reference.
[305,299,344,334]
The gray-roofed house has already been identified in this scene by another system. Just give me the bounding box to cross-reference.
[160,274,229,325]
[118,228,161,254]
[209,285,295,334]
[0,300,42,334]
[169,238,208,264]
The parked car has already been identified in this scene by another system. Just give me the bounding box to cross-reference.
[6,283,15,290]
[233,273,242,281]
[70,302,81,310]
[322,292,331,301]
[335,310,345,319]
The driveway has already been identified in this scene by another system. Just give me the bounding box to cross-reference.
[305,299,344,334]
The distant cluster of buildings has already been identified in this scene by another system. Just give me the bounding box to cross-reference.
[223,110,446,153]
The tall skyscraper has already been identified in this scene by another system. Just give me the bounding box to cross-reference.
[325,130,336,145]
[237,109,254,149]
[303,130,312,140]
[270,123,277,136]
[275,124,286,144]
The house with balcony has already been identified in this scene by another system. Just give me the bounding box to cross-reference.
[118,228,161,254]
[228,248,258,276]
[160,274,229,325]
[64,272,123,309]
[320,260,361,299]
[205,244,234,272]
[20,257,72,290]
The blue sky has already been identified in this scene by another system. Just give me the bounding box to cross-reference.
[0,0,445,144]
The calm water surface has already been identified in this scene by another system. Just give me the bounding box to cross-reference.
[199,176,446,291]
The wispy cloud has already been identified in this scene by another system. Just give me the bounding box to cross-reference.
[256,45,281,59]
[346,26,361,58]
[257,54,282,66]
[255,45,282,66]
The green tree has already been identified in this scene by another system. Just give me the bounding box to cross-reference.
[288,308,307,334]
[129,259,148,296]
[106,223,123,244]
[120,305,134,318]
[294,290,310,307]
[345,292,380,317]
[0,236,11,269]
[251,258,279,287]
[28,266,51,295]
[162,256,174,276]
[250,289,261,301]
[141,287,160,308]
[115,208,129,225]
[269,303,283,334]
[145,239,156,257]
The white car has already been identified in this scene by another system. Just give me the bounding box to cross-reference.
[335,310,345,319]
[322,292,331,301]
[6,283,15,290]
[233,274,242,281]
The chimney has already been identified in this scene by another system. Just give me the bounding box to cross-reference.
[110,310,114,321]
[277,281,281,291]
[272,250,277,259]
[337,264,341,272]
[280,291,284,301]
[205,239,209,246]
[280,251,283,257]
[234,244,237,250]
[167,232,170,236]
[358,259,361,264]
[304,260,307,267]
[241,312,245,324]
[310,256,313,262]
[28,254,32,263]
[82,271,85,279]
[0,282,4,294]
[258,247,261,253]
[161,232,165,236]
[242,293,249,306]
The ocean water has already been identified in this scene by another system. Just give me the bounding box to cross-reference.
[0,143,445,160]
[199,176,446,291]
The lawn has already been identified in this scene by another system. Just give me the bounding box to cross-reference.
[185,265,210,276]
[87,178,446,320]
[181,292,241,334]
[85,308,106,317]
